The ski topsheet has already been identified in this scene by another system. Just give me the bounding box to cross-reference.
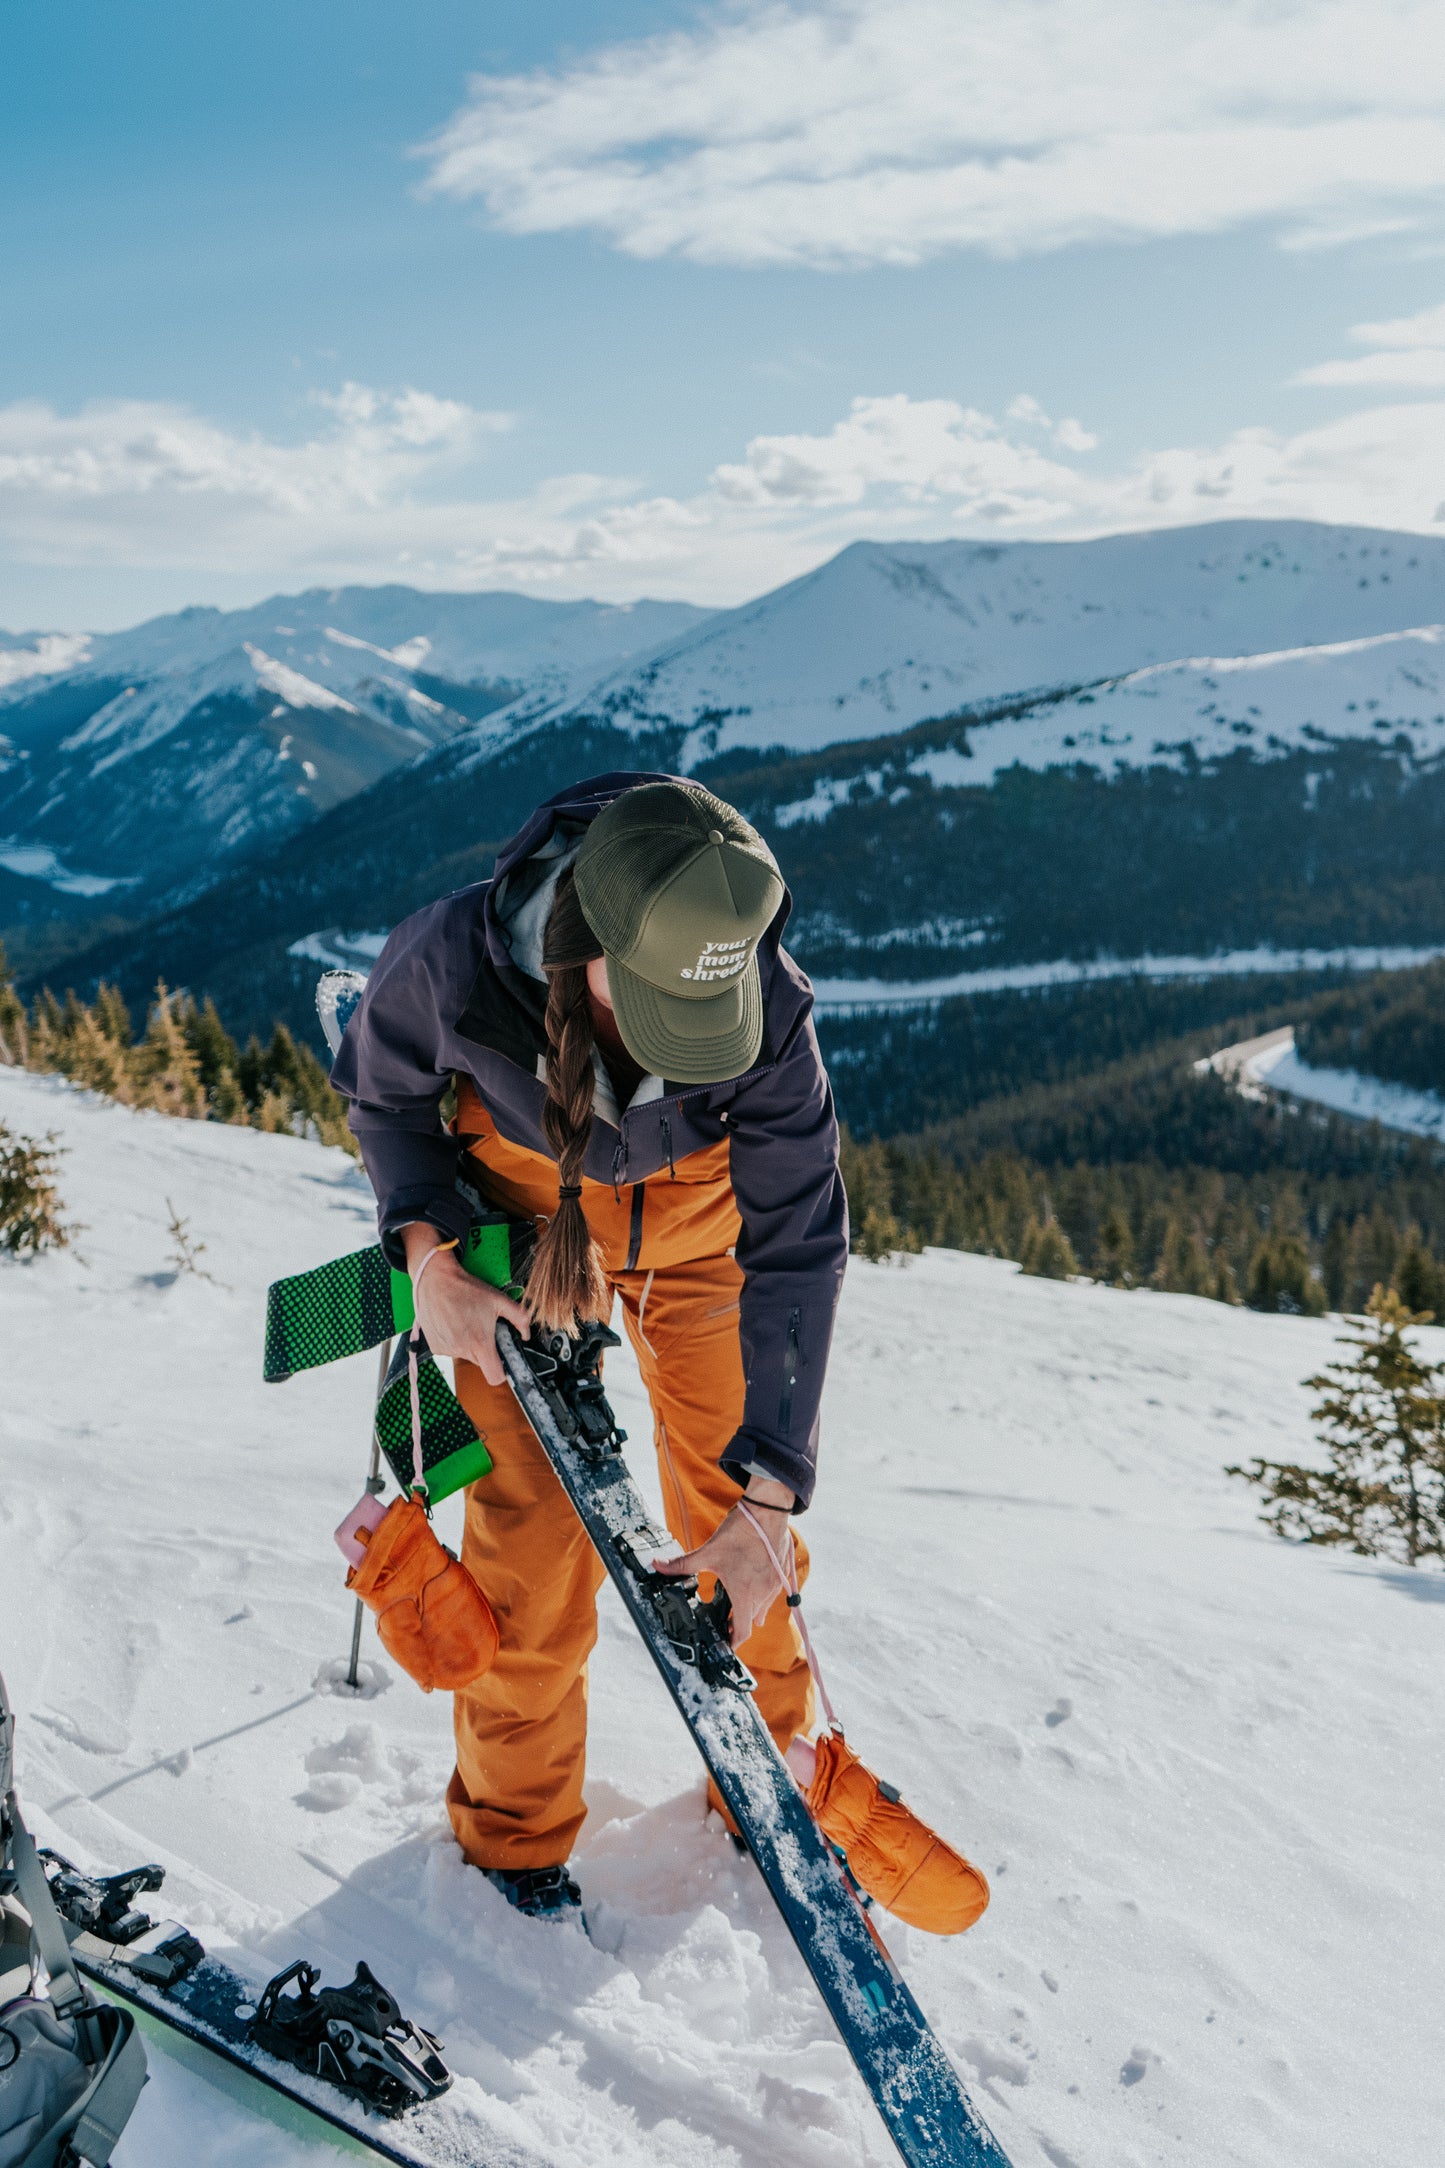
[495,1319,1012,2168]
[67,1931,478,2168]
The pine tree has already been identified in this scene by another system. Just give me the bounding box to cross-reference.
[1344,1209,1399,1315]
[59,1005,132,1102]
[1392,1232,1445,1321]
[0,1121,70,1255]
[1152,1216,1214,1297]
[93,982,132,1048]
[1019,1213,1078,1280]
[183,996,237,1094]
[1246,1231,1326,1316]
[1228,1287,1445,1567]
[1094,1205,1135,1286]
[1321,1212,1352,1312]
[840,1131,898,1256]
[857,1202,906,1261]
[209,1065,249,1125]
[129,986,207,1118]
[0,944,27,1066]
[26,990,64,1072]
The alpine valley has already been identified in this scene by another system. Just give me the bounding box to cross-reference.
[6,518,1445,1057]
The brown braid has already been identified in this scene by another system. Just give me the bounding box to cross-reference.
[527,871,610,1333]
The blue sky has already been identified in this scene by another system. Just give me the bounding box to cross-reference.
[4,0,1444,627]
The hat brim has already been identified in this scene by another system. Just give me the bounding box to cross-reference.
[606,952,763,1086]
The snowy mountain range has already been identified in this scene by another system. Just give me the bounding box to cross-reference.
[497,520,1445,764]
[0,587,711,899]
[10,518,1445,1038]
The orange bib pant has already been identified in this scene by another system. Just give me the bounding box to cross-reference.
[445,1084,816,1871]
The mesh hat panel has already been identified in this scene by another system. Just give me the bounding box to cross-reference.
[573,782,783,1080]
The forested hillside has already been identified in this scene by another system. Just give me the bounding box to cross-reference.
[840,959,1445,1321]
[1297,962,1445,1095]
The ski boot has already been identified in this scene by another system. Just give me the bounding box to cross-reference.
[483,1865,584,1925]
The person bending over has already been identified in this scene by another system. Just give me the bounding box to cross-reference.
[332,776,846,1919]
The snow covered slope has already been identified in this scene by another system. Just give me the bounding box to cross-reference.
[0,587,712,715]
[761,622,1445,814]
[515,521,1445,764]
[0,589,710,899]
[1203,1024,1445,1142]
[3,1066,1442,2168]
[895,622,1445,789]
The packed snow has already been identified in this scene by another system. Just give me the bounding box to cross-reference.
[1203,1025,1445,1142]
[3,1065,1443,2168]
[808,943,1445,1012]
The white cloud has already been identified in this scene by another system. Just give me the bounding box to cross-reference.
[3,371,1445,614]
[712,392,1445,543]
[1297,350,1445,387]
[0,386,510,520]
[418,0,1445,269]
[1295,297,1445,387]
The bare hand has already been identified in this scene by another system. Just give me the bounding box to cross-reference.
[654,1477,796,1647]
[400,1224,531,1388]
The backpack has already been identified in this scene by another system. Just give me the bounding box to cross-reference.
[0,1670,147,2167]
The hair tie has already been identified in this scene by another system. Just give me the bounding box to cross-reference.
[558,1183,584,1201]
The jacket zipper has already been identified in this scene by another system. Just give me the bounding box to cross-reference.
[778,1306,801,1434]
[624,1183,645,1272]
[667,1061,776,1108]
[613,1066,774,1184]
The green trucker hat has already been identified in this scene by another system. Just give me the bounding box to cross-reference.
[573,782,784,1084]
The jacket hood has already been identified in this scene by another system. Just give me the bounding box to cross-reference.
[483,771,681,983]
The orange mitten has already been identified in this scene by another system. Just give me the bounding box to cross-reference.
[346,1498,499,1692]
[806,1732,990,1935]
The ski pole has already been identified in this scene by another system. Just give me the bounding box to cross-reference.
[346,1336,391,1690]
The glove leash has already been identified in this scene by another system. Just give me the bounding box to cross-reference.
[736,1502,839,1732]
[407,1240,457,1502]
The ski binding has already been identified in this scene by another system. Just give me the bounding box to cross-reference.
[248,1957,452,2118]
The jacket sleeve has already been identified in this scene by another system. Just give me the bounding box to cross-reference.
[719,987,849,1512]
[328,899,478,1266]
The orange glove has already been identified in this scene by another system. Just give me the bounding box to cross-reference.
[806,1732,990,1935]
[347,1498,499,1692]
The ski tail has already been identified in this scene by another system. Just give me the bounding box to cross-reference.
[264,1217,532,1384]
[316,968,369,1059]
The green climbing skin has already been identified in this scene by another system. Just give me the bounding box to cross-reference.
[264,1212,534,1506]
[264,1216,528,1382]
[374,1345,494,1504]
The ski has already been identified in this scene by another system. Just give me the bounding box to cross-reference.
[273,960,1013,2165]
[40,1854,475,2168]
[495,1317,1012,2168]
[264,1229,1012,2166]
